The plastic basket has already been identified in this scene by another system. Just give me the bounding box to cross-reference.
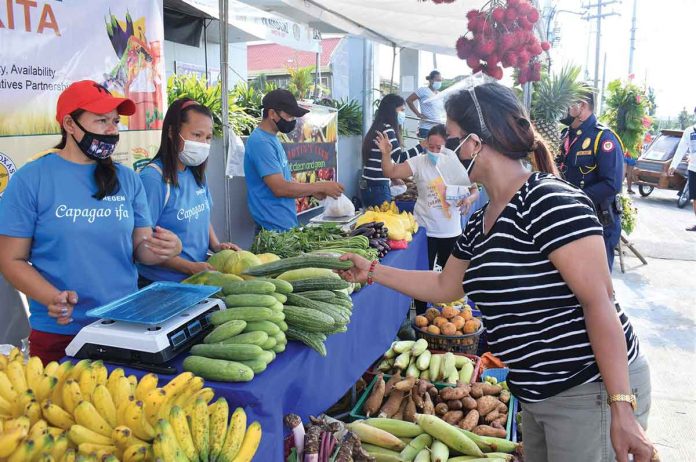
[365,352,482,385]
[480,367,509,384]
[413,322,483,354]
[351,375,518,440]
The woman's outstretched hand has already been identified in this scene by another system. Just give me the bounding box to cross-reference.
[336,253,373,284]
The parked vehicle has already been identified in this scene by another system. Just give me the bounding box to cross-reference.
[632,129,690,207]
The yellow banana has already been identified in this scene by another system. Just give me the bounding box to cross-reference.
[185,387,215,415]
[122,443,151,462]
[117,395,135,427]
[155,419,186,461]
[172,376,204,408]
[50,362,74,407]
[50,433,69,461]
[169,406,196,461]
[67,360,90,381]
[61,379,82,415]
[143,388,168,425]
[0,353,7,370]
[38,453,56,462]
[0,370,18,401]
[162,372,193,398]
[219,407,246,462]
[25,356,44,391]
[77,443,117,456]
[135,373,158,402]
[46,426,64,439]
[36,374,58,402]
[191,397,210,461]
[25,399,42,426]
[78,367,96,400]
[127,375,138,395]
[8,347,21,361]
[112,376,133,408]
[124,400,155,441]
[111,426,146,452]
[6,360,28,394]
[68,424,114,446]
[91,361,107,387]
[106,368,125,398]
[209,397,229,461]
[7,438,35,462]
[42,400,75,430]
[74,400,113,437]
[230,421,261,462]
[33,433,56,459]
[4,416,30,435]
[44,361,59,377]
[0,392,13,415]
[92,385,117,428]
[15,389,35,418]
[101,455,119,462]
[0,427,26,457]
[29,418,49,441]
[60,447,77,462]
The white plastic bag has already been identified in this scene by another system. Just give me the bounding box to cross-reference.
[226,132,246,177]
[322,194,356,217]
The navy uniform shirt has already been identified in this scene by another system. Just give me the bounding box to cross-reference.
[560,114,624,209]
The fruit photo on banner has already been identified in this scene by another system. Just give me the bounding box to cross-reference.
[454,0,551,83]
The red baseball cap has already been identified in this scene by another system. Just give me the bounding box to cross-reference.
[56,80,136,125]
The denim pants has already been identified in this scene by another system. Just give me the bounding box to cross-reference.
[360,181,391,208]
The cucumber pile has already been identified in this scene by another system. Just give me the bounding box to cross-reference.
[183,279,291,382]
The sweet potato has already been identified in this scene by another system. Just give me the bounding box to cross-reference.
[470,382,484,399]
[476,396,501,416]
[423,392,435,415]
[499,389,511,404]
[384,371,401,397]
[427,386,438,399]
[394,398,408,420]
[435,403,449,416]
[363,373,386,417]
[394,377,417,392]
[417,379,430,396]
[461,397,477,410]
[494,415,508,427]
[446,400,463,411]
[458,410,479,431]
[443,410,464,425]
[440,386,468,401]
[491,420,504,430]
[412,389,424,410]
[379,390,405,418]
[481,382,502,395]
[484,409,500,424]
[497,402,508,413]
[473,425,507,438]
[404,395,417,423]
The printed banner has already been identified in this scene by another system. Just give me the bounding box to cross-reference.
[279,104,338,214]
[0,0,165,196]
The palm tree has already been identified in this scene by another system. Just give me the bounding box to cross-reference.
[287,65,329,100]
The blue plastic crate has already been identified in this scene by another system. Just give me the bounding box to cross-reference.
[481,367,509,384]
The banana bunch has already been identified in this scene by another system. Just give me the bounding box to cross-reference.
[0,349,261,461]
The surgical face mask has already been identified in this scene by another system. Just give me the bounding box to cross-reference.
[274,115,297,134]
[432,81,442,91]
[72,119,119,160]
[397,111,406,126]
[427,150,440,165]
[453,134,479,174]
[179,135,210,166]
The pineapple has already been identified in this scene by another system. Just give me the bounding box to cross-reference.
[530,65,588,158]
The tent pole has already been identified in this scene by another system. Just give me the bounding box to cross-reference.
[390,44,397,92]
[219,0,231,241]
[204,20,209,87]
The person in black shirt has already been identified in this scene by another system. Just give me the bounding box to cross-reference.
[339,83,656,462]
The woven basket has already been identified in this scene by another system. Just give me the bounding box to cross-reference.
[412,322,483,354]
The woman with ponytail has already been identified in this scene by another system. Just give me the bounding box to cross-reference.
[0,80,182,363]
[337,83,656,462]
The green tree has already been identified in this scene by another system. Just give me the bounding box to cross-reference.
[677,107,695,129]
[287,65,329,99]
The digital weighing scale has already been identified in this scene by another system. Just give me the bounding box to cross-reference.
[66,282,225,365]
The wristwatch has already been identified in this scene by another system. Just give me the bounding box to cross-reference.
[607,393,637,411]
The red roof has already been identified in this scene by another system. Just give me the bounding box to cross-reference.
[247,37,343,75]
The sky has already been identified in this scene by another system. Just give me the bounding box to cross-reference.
[379,0,694,118]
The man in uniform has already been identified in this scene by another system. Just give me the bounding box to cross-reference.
[559,90,624,271]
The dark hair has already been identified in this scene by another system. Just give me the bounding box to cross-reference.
[426,70,441,81]
[152,98,213,187]
[427,124,447,140]
[54,109,120,200]
[362,94,405,166]
[445,83,558,176]
[262,107,271,119]
[578,85,596,111]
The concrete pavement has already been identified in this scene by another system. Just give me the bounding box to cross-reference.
[612,188,696,461]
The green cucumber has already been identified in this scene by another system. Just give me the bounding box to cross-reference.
[210,307,273,325]
[190,343,264,361]
[261,337,277,350]
[271,293,287,304]
[224,294,277,308]
[254,277,293,294]
[221,280,276,296]
[272,343,286,353]
[258,350,275,364]
[243,320,280,336]
[295,290,336,302]
[285,293,348,324]
[268,310,285,324]
[274,332,287,345]
[290,278,351,292]
[219,331,269,346]
[283,305,336,333]
[286,327,327,356]
[244,256,353,277]
[203,320,247,344]
[239,359,267,374]
[183,356,254,382]
[278,321,288,332]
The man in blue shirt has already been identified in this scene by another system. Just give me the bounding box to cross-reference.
[244,89,344,231]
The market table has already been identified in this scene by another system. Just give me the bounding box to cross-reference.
[67,229,427,461]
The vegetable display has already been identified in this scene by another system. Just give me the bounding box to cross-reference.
[375,341,478,384]
[415,306,482,337]
[359,202,419,242]
[0,349,261,461]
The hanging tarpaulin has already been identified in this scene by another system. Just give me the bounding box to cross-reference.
[0,0,166,178]
[180,0,321,52]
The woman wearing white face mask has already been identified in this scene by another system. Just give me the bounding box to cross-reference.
[137,98,240,286]
[407,70,445,139]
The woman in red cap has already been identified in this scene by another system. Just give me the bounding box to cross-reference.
[0,80,182,363]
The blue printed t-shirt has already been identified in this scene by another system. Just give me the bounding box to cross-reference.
[137,160,212,282]
[243,127,298,231]
[0,152,152,335]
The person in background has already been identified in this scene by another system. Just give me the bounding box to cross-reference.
[559,89,624,271]
[361,94,424,207]
[338,83,655,462]
[407,70,445,139]
[244,89,344,232]
[668,111,696,231]
[379,124,478,314]
[137,98,240,286]
[0,81,182,363]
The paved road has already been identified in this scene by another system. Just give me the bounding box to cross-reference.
[612,188,695,461]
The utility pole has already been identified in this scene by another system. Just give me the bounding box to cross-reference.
[582,1,620,89]
[600,52,608,114]
[628,0,638,75]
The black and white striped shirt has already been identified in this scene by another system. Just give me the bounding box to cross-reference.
[362,123,422,182]
[452,173,639,402]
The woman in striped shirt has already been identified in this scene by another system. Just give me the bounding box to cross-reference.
[340,83,656,462]
[360,94,423,207]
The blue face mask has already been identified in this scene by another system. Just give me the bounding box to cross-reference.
[432,81,442,91]
[397,111,406,126]
[427,150,439,165]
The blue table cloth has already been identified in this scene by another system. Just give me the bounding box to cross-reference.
[67,229,428,461]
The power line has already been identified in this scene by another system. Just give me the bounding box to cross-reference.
[628,0,638,75]
[582,1,621,90]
